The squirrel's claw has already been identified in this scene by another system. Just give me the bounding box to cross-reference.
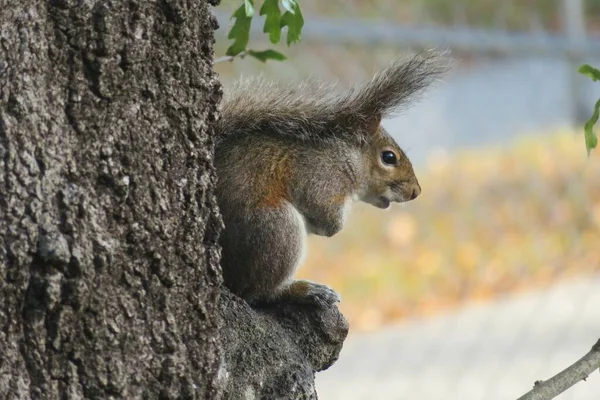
[299,281,341,308]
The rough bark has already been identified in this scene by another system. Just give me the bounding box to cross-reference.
[0,1,348,399]
[0,0,223,398]
[218,291,348,400]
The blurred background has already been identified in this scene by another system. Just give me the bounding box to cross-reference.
[213,1,600,399]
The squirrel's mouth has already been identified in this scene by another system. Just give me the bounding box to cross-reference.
[376,196,390,209]
[361,193,391,209]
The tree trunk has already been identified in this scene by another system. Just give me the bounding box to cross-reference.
[0,1,348,399]
[0,1,223,398]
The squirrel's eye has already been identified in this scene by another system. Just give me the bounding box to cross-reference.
[381,151,397,166]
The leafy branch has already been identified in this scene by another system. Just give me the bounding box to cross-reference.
[216,0,304,64]
[578,64,600,156]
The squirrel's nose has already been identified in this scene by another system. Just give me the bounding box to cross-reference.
[410,184,421,200]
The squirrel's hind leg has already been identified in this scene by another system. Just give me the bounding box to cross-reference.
[241,204,341,308]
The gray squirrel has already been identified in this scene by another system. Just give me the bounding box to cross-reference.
[214,51,449,307]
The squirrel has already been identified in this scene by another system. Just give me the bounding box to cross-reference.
[214,51,449,308]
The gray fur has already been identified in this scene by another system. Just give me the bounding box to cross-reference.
[215,136,359,303]
[287,143,362,237]
[216,50,451,146]
[215,51,451,306]
[218,203,305,301]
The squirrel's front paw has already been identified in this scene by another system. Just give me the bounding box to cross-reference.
[286,280,341,308]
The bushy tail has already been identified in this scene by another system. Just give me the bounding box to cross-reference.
[217,50,452,145]
[340,49,452,124]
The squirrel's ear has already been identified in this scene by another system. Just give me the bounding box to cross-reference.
[365,114,382,136]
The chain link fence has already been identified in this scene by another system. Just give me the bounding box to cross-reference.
[213,1,600,398]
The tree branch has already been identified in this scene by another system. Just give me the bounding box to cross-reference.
[213,52,247,64]
[517,338,600,400]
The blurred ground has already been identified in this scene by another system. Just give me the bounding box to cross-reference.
[298,130,600,331]
[316,274,600,400]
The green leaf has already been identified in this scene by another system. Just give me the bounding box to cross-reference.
[584,98,600,156]
[244,0,255,17]
[281,0,297,14]
[260,0,282,44]
[578,64,600,82]
[247,49,287,62]
[280,1,304,46]
[226,3,253,57]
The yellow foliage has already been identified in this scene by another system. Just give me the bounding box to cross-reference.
[386,213,418,247]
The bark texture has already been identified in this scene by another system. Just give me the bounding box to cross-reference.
[0,0,223,398]
[218,291,348,399]
[0,1,348,399]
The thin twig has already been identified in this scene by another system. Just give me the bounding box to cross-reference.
[213,52,247,65]
[517,338,600,400]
